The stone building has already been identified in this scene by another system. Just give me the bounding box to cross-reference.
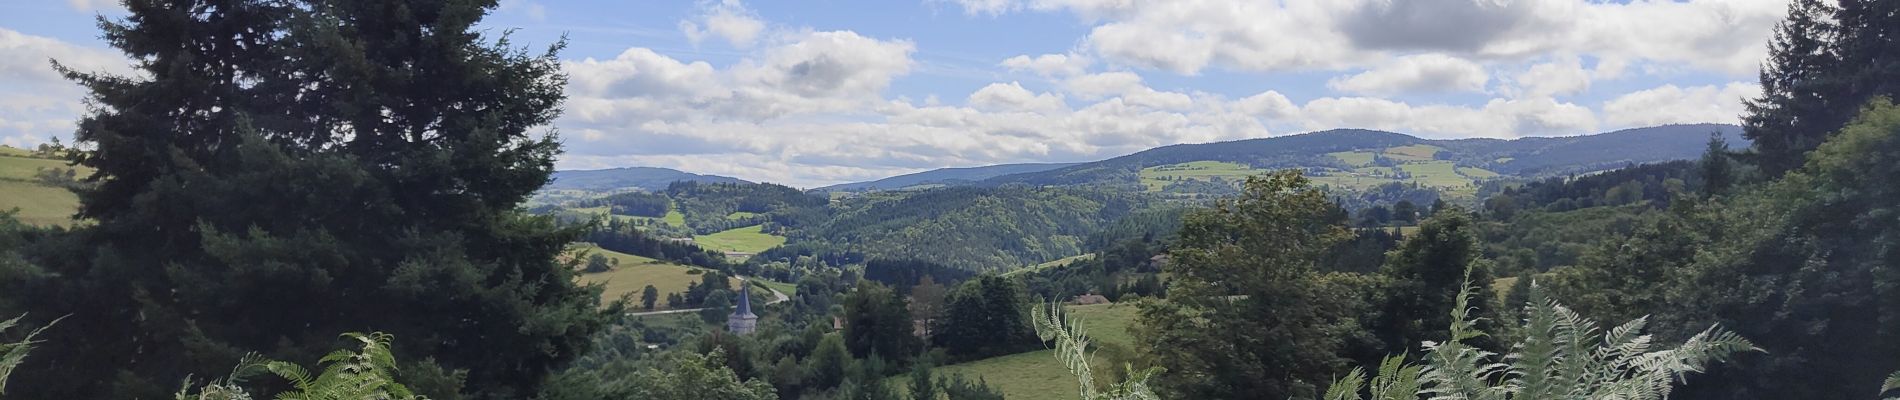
[727,281,758,335]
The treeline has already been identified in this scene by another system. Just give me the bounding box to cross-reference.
[582,219,731,270]
[797,185,1153,271]
[667,181,830,235]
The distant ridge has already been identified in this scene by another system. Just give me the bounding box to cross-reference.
[547,167,749,191]
[981,124,1745,187]
[817,162,1080,192]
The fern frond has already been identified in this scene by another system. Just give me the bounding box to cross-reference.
[1325,367,1367,400]
[0,314,61,396]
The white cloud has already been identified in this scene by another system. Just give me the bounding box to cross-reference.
[1000,53,1090,77]
[1327,53,1489,95]
[967,0,1784,77]
[1508,56,1591,98]
[945,0,1021,16]
[1301,96,1595,138]
[968,82,1068,113]
[1060,71,1143,99]
[734,31,916,98]
[681,0,767,48]
[65,0,120,12]
[1602,82,1761,127]
[0,28,132,148]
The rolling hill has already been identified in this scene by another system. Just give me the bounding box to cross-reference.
[546,166,749,191]
[817,162,1079,192]
[981,124,1744,189]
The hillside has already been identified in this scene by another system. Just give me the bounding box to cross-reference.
[546,166,749,191]
[817,162,1079,192]
[981,125,1742,192]
[0,146,87,226]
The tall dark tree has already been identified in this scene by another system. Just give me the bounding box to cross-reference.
[1370,208,1502,357]
[932,275,1037,360]
[1668,99,1900,399]
[1135,171,1368,399]
[1743,0,1900,175]
[1699,131,1735,196]
[6,1,612,398]
[840,280,919,364]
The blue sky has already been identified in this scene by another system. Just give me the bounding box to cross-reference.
[0,0,1788,187]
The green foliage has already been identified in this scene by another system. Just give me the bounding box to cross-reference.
[7,1,617,397]
[543,348,775,400]
[841,281,919,363]
[933,276,1038,360]
[938,373,1005,400]
[1662,98,1900,398]
[810,186,1151,271]
[1135,171,1368,399]
[1370,209,1503,357]
[0,314,56,396]
[1031,303,1160,400]
[174,332,423,400]
[1327,272,1758,400]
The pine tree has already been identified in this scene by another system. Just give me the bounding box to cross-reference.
[12,1,614,398]
[1743,0,1846,175]
[1698,131,1735,196]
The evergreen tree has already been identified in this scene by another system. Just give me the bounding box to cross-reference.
[1135,171,1365,399]
[642,285,661,311]
[10,1,613,398]
[1699,131,1735,196]
[841,280,919,364]
[909,360,939,400]
[1667,99,1900,399]
[1370,209,1503,358]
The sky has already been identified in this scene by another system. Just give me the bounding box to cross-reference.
[0,0,1789,187]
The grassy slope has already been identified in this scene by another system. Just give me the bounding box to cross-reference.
[891,303,1141,399]
[1328,151,1376,167]
[1001,253,1097,277]
[0,154,88,226]
[572,244,731,309]
[692,224,786,253]
[1383,144,1441,161]
[1138,161,1261,192]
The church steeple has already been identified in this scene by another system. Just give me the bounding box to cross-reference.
[727,280,758,335]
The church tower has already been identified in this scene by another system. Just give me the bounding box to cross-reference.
[727,281,758,335]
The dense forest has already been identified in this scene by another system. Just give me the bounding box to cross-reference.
[3,0,1900,400]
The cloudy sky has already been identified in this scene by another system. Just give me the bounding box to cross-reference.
[1,0,1787,187]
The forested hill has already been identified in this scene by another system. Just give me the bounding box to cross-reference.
[1435,123,1746,176]
[547,166,749,191]
[816,162,1078,192]
[981,124,1742,188]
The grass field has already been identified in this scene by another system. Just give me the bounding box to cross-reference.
[1328,151,1376,167]
[1001,253,1096,277]
[726,211,759,220]
[751,278,797,297]
[1398,161,1472,188]
[571,244,731,309]
[1457,166,1501,178]
[0,154,88,226]
[889,303,1141,399]
[662,207,685,226]
[0,145,30,157]
[1383,144,1442,161]
[692,224,786,253]
[1138,161,1262,192]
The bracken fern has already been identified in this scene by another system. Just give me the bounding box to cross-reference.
[1326,266,1759,400]
[1032,302,1162,400]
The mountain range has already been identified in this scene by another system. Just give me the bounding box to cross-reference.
[550,124,1745,193]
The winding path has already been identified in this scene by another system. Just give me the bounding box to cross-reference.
[624,276,789,317]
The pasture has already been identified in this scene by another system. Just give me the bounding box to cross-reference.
[692,224,787,254]
[0,153,88,226]
[1138,161,1262,192]
[888,303,1141,399]
[571,244,731,309]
